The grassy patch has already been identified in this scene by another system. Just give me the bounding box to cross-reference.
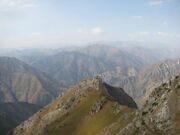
[46,91,101,135]
[45,90,135,135]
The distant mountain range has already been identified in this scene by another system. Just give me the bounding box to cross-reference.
[1,45,180,103]
[30,45,180,106]
[32,46,145,86]
[2,45,180,88]
[0,44,180,134]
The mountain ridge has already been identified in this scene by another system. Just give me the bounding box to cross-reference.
[8,73,180,135]
[9,77,137,135]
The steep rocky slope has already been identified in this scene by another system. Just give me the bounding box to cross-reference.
[0,57,61,106]
[9,77,137,135]
[9,74,180,135]
[0,102,40,135]
[118,74,180,135]
[101,58,180,102]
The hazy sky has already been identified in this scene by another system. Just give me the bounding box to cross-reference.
[0,0,180,48]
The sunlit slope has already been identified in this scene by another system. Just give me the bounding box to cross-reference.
[10,77,137,135]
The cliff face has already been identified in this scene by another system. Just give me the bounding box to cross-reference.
[9,77,137,135]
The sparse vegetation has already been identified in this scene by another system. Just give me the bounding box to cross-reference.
[176,85,180,89]
[90,96,107,114]
[152,102,158,106]
[141,120,146,125]
[142,111,148,116]
[8,74,180,135]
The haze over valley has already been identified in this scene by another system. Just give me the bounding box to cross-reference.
[0,0,180,135]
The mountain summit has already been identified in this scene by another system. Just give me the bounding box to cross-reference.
[9,73,180,135]
[9,76,137,135]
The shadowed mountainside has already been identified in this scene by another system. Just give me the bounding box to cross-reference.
[103,83,137,108]
[0,102,40,135]
[0,57,61,106]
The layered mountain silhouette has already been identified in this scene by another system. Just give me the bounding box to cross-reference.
[32,45,146,86]
[29,45,180,102]
[32,52,108,86]
[2,45,180,98]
